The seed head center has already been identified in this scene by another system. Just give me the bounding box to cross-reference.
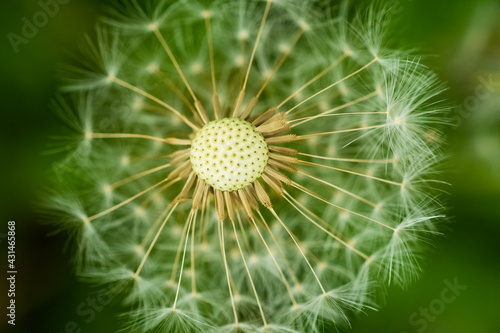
[190,118,269,192]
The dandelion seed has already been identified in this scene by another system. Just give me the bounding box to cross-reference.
[48,0,447,331]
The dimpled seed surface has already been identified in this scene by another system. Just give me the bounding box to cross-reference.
[190,118,269,192]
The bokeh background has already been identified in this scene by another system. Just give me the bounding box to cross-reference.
[1,0,499,332]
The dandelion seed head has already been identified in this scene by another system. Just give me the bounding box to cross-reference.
[48,0,447,331]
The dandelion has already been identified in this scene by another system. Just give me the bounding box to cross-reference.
[48,0,447,332]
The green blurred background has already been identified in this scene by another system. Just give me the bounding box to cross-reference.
[1,0,499,332]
